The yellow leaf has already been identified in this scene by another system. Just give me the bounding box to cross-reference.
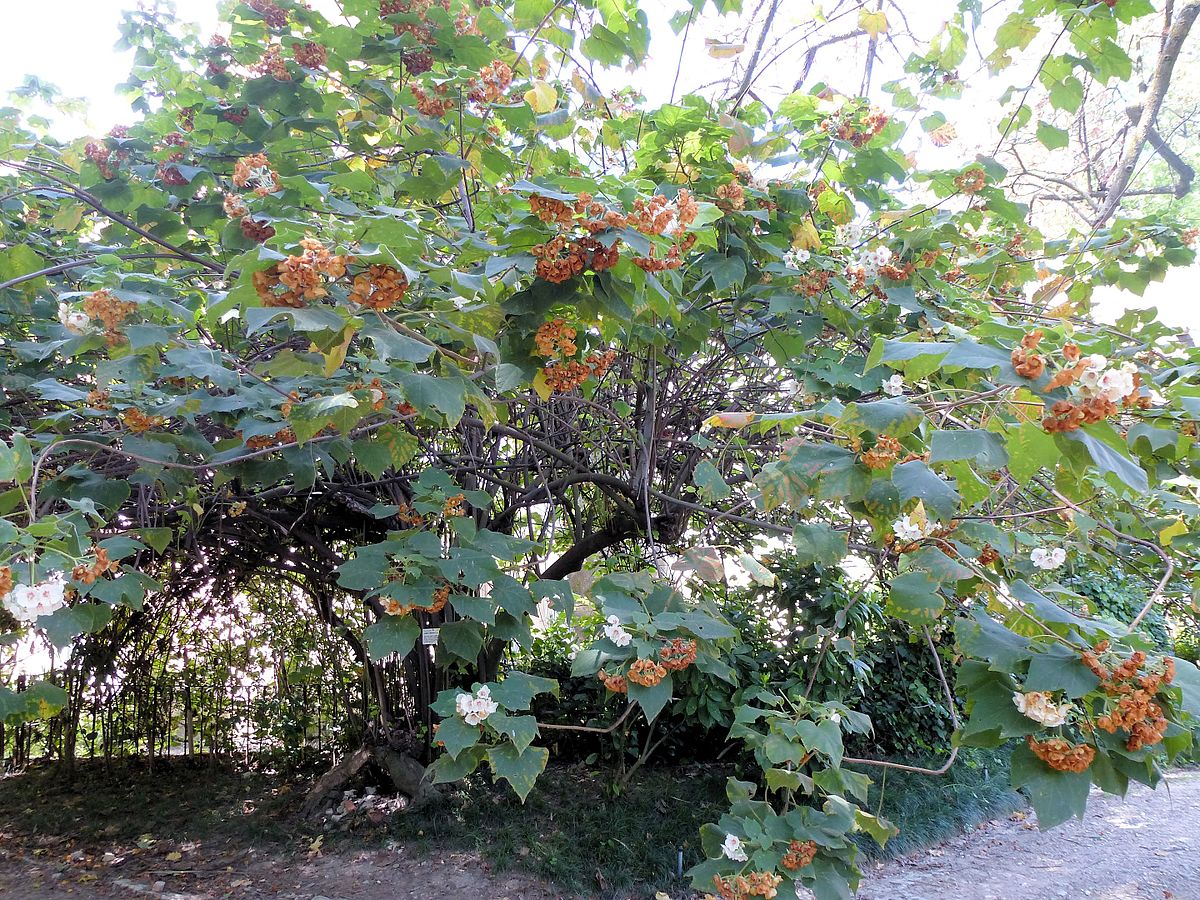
[705,411,758,429]
[1159,518,1188,547]
[524,80,558,114]
[165,851,183,862]
[928,122,957,147]
[858,9,889,37]
[705,39,746,59]
[532,368,552,401]
[790,220,821,251]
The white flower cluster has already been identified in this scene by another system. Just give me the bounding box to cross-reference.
[882,373,905,396]
[1077,355,1138,404]
[785,248,811,267]
[1012,690,1071,727]
[835,221,865,246]
[454,684,498,726]
[3,573,67,623]
[851,244,892,278]
[721,833,748,862]
[1030,547,1067,571]
[58,303,92,335]
[893,514,934,543]
[603,614,632,647]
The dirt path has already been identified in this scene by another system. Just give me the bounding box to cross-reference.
[2,773,1197,899]
[853,771,1200,900]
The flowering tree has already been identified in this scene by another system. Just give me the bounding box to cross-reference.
[2,0,1200,897]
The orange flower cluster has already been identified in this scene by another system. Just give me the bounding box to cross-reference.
[781,839,817,870]
[543,352,617,393]
[403,49,434,74]
[85,140,127,180]
[712,871,783,900]
[532,235,588,283]
[442,493,466,517]
[715,181,746,212]
[529,194,578,226]
[349,264,410,310]
[879,261,915,281]
[381,0,450,41]
[468,60,513,104]
[232,153,279,196]
[978,544,1001,566]
[396,503,426,527]
[246,426,296,450]
[382,583,450,617]
[254,45,292,81]
[72,548,119,585]
[535,318,577,357]
[628,191,699,235]
[158,158,189,188]
[82,290,138,341]
[794,269,831,298]
[598,669,628,693]
[253,238,350,307]
[0,566,11,598]
[954,168,986,194]
[241,217,276,243]
[222,105,250,125]
[1083,646,1174,751]
[836,108,889,147]
[1011,330,1045,379]
[248,0,289,27]
[87,389,112,411]
[1026,735,1096,773]
[121,409,165,434]
[659,638,697,671]
[861,434,903,470]
[628,658,668,687]
[293,41,328,69]
[631,242,686,273]
[224,193,249,218]
[412,83,455,117]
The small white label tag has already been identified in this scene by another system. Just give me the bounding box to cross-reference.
[421,627,439,646]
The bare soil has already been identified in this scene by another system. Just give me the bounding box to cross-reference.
[1,769,1196,899]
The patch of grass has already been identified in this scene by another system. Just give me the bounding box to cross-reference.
[389,764,730,899]
[851,746,1025,860]
[0,756,299,850]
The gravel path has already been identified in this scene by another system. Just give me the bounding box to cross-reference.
[854,771,1200,900]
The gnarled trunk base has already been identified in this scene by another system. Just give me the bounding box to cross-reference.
[300,744,441,818]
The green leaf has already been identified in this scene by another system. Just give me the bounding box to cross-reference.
[628,673,673,723]
[1009,743,1090,829]
[1006,422,1059,485]
[490,712,539,753]
[1024,644,1100,699]
[854,809,898,848]
[793,523,848,566]
[487,742,549,802]
[886,570,944,625]
[693,459,732,501]
[929,429,1008,470]
[892,460,960,520]
[38,603,113,648]
[1035,120,1069,150]
[363,614,420,661]
[439,619,484,662]
[839,398,923,437]
[436,713,483,758]
[488,671,559,711]
[1065,428,1148,494]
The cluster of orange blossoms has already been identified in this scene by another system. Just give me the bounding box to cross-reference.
[794,269,831,298]
[598,669,628,693]
[382,583,450,617]
[825,107,889,147]
[954,168,987,194]
[0,567,11,599]
[72,548,119,585]
[712,871,783,900]
[1026,736,1097,773]
[715,181,746,212]
[248,0,289,27]
[543,351,617,393]
[232,153,279,196]
[254,45,292,81]
[412,83,455,117]
[253,238,351,308]
[861,434,903,470]
[241,217,276,242]
[121,409,166,434]
[631,236,695,273]
[1011,330,1046,379]
[628,658,668,687]
[659,638,698,671]
[395,503,426,528]
[87,389,112,411]
[83,290,138,344]
[442,493,466,517]
[468,60,513,104]
[293,41,327,69]
[349,264,410,310]
[1082,644,1174,751]
[534,318,577,357]
[781,839,818,870]
[246,426,297,450]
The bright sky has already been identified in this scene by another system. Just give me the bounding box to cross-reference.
[0,0,1194,333]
